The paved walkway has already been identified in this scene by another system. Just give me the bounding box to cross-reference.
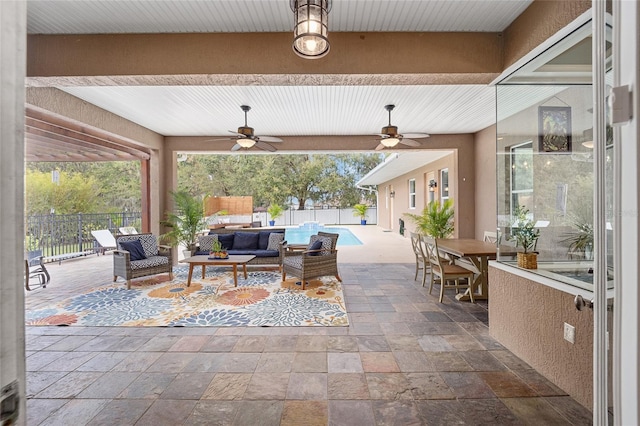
[23,226,592,425]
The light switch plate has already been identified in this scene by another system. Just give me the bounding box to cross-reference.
[564,322,575,344]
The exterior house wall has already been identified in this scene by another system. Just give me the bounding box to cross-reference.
[379,153,470,238]
[375,135,475,239]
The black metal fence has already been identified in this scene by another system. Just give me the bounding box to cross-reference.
[26,212,141,261]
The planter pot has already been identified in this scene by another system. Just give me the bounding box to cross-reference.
[517,252,538,269]
[360,219,367,225]
[269,220,276,226]
[183,250,192,258]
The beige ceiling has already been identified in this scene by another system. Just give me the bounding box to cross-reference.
[25,0,535,154]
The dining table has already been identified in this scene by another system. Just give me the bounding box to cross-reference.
[435,238,498,301]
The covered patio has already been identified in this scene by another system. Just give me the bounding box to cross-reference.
[23,225,590,424]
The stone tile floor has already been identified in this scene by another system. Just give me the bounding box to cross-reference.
[24,255,593,425]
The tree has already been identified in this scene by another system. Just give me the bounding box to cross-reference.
[26,162,142,212]
[25,169,102,215]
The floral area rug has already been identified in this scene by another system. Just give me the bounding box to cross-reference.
[25,267,348,327]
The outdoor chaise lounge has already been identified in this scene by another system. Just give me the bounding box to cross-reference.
[113,233,173,289]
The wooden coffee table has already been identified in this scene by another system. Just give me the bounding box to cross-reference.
[180,254,256,287]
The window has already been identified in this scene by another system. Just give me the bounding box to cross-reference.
[440,169,449,203]
[510,141,533,214]
[408,179,416,209]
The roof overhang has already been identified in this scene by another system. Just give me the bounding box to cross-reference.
[357,151,452,186]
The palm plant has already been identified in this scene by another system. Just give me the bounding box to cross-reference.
[161,190,205,254]
[267,203,284,225]
[561,217,593,259]
[352,204,369,224]
[404,200,455,238]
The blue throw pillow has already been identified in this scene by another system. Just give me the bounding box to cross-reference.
[217,233,235,250]
[120,240,147,261]
[307,239,323,256]
[233,232,259,250]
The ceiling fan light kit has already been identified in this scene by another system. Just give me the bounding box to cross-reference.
[381,137,400,147]
[291,0,331,59]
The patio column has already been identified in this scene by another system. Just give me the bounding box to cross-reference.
[0,0,27,423]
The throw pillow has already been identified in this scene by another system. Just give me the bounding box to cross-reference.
[309,235,332,255]
[217,233,235,250]
[233,232,259,250]
[267,232,285,250]
[306,239,324,256]
[120,240,147,261]
[198,235,218,252]
[259,230,283,249]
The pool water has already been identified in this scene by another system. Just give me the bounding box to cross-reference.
[284,225,363,246]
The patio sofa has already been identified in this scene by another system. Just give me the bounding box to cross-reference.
[194,228,286,266]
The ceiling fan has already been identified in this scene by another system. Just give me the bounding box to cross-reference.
[374,104,429,151]
[210,105,283,152]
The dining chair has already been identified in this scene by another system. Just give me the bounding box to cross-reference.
[423,236,475,303]
[410,232,430,286]
[483,230,498,244]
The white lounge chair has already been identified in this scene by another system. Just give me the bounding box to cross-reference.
[91,229,117,254]
[119,226,138,235]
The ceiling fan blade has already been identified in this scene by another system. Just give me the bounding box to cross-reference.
[256,135,283,143]
[231,143,242,151]
[255,141,277,152]
[204,137,234,142]
[375,143,386,151]
[402,133,430,139]
[399,138,421,147]
[228,130,244,137]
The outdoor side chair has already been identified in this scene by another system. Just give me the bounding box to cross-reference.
[113,233,173,289]
[281,232,341,289]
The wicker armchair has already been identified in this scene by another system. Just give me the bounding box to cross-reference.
[113,234,173,289]
[281,232,341,289]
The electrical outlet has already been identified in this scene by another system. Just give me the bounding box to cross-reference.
[564,323,575,344]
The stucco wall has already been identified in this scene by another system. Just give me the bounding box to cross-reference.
[474,125,497,240]
[489,265,593,410]
[379,152,478,239]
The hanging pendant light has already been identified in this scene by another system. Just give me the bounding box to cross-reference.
[290,0,331,59]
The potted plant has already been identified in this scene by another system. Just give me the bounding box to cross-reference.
[353,204,369,225]
[210,239,228,259]
[161,190,206,257]
[404,200,455,238]
[509,205,540,269]
[267,204,284,226]
[561,217,594,260]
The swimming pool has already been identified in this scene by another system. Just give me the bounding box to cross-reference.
[284,225,363,246]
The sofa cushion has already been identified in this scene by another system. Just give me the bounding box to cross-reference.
[120,240,147,261]
[233,232,259,250]
[198,235,218,252]
[226,249,278,258]
[117,234,159,257]
[217,233,235,250]
[253,249,279,258]
[259,230,284,249]
[267,233,285,250]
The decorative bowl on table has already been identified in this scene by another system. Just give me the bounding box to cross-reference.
[209,251,229,259]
